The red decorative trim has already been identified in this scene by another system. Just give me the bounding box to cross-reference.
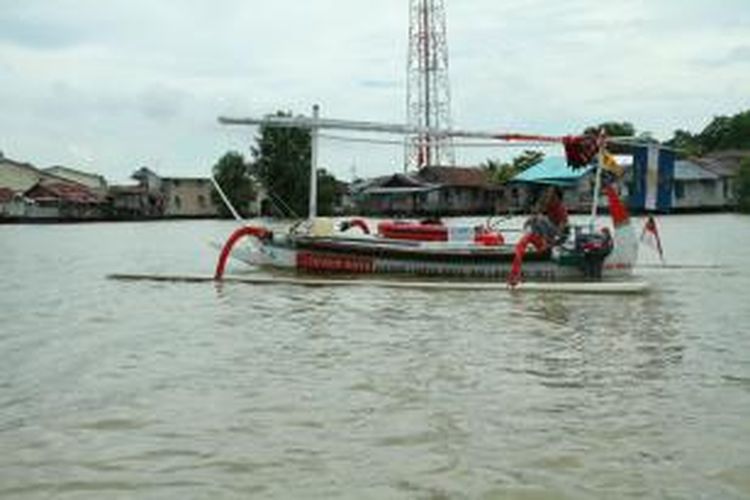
[297,251,374,274]
[492,133,562,143]
[378,221,447,241]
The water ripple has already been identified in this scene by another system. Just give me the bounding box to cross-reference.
[2,218,750,499]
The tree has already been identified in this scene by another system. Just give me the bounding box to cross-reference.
[666,110,750,157]
[737,158,750,214]
[513,150,545,171]
[211,151,255,218]
[481,158,515,184]
[251,111,312,217]
[665,129,704,158]
[583,121,636,137]
[699,111,750,152]
[317,168,341,216]
[482,150,545,184]
[250,111,344,217]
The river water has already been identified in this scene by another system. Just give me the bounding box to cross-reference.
[1,215,749,499]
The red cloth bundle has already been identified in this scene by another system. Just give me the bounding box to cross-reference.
[563,135,600,168]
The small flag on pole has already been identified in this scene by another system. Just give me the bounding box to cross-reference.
[640,215,664,262]
[602,150,624,177]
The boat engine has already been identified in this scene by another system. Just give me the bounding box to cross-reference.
[575,229,613,279]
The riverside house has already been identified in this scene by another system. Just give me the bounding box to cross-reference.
[355,166,502,216]
[110,168,220,218]
[161,177,220,218]
[0,154,105,220]
[671,160,732,211]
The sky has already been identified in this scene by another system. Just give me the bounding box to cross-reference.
[1,0,749,183]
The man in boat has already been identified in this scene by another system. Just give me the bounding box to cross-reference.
[508,186,570,286]
[525,186,569,246]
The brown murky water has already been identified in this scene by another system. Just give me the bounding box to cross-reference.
[1,215,749,499]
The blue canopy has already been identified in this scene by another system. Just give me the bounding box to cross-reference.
[512,157,594,186]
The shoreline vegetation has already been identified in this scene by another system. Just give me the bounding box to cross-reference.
[2,111,750,222]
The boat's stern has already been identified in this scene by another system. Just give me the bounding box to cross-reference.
[602,184,638,277]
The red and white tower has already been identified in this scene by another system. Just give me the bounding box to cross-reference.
[406,0,455,169]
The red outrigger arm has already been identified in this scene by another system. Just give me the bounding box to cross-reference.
[215,226,271,280]
[508,233,547,287]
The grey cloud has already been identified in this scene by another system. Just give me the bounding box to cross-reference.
[728,45,750,63]
[695,45,750,67]
[0,19,84,49]
[1,0,749,181]
[138,85,188,121]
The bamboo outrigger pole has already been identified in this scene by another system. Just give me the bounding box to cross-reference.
[211,175,244,224]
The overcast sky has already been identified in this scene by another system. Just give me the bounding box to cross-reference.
[1,0,749,182]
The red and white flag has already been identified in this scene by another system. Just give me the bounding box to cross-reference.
[640,216,664,262]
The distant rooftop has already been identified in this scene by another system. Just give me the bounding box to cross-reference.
[417,166,492,188]
[674,160,719,181]
[513,157,594,186]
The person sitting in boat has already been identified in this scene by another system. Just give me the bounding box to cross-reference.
[524,186,569,246]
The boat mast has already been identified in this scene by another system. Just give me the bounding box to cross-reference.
[309,104,319,219]
[589,149,604,229]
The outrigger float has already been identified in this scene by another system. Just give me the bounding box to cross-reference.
[210,108,646,293]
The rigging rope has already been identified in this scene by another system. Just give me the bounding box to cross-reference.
[318,133,559,149]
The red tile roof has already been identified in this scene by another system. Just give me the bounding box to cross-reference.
[109,184,146,194]
[0,188,17,203]
[25,181,102,204]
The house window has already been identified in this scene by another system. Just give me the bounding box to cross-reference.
[674,182,684,200]
[198,195,206,208]
[174,195,182,209]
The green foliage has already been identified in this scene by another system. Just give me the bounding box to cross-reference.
[666,110,750,157]
[701,111,750,151]
[583,122,636,137]
[666,129,703,158]
[211,151,255,218]
[316,169,340,216]
[482,150,545,184]
[737,158,750,214]
[250,111,343,217]
[513,150,545,171]
[482,159,516,184]
[251,111,312,217]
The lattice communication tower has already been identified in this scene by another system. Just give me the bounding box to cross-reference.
[406,0,455,169]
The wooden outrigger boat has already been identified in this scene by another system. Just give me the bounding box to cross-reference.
[214,109,639,286]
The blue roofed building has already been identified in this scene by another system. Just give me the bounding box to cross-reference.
[511,156,600,212]
[512,156,595,187]
[513,150,735,214]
